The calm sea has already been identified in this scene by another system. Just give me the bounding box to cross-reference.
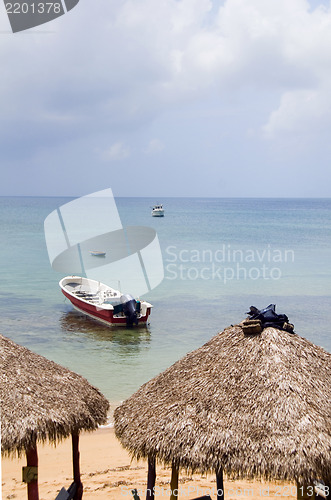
[0,196,330,408]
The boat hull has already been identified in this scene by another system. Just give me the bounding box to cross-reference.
[59,276,152,327]
[151,204,164,217]
[90,251,106,257]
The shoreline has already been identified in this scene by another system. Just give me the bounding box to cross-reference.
[1,427,297,499]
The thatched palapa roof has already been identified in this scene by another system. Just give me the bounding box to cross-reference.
[114,325,331,484]
[0,334,109,457]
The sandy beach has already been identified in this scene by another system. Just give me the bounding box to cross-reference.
[1,427,297,500]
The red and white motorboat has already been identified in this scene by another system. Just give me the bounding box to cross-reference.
[59,276,152,327]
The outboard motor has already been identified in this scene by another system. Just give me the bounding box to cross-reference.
[120,294,138,326]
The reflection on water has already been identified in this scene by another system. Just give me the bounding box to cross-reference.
[59,310,152,347]
[56,309,154,400]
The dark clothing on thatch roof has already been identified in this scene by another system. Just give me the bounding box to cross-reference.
[114,325,331,485]
[246,304,294,332]
[0,334,109,457]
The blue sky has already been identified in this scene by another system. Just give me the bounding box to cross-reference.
[0,0,331,197]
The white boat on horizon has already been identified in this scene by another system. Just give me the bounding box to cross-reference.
[59,276,152,327]
[151,204,164,217]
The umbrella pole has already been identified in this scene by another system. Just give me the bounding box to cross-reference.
[72,432,83,500]
[170,463,179,500]
[146,457,156,500]
[26,444,39,500]
[216,469,224,500]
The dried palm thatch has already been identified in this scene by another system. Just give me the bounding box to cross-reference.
[114,325,331,485]
[0,334,109,457]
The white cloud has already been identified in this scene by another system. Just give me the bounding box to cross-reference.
[263,87,331,138]
[143,139,165,155]
[2,0,331,129]
[101,142,130,161]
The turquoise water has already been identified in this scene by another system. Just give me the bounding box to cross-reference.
[0,196,330,405]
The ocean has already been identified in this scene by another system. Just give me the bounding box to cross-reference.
[0,196,330,408]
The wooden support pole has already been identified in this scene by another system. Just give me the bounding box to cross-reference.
[26,445,39,500]
[170,463,179,500]
[216,469,224,500]
[146,457,156,500]
[72,432,83,500]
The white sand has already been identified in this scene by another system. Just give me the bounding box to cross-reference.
[1,427,298,499]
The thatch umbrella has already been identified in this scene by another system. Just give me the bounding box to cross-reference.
[114,324,331,500]
[0,334,109,500]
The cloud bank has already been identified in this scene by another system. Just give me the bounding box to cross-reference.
[1,0,330,195]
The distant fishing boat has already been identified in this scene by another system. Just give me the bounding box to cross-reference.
[151,204,164,217]
[60,276,152,327]
[89,250,106,257]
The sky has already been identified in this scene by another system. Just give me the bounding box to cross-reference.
[0,0,331,197]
